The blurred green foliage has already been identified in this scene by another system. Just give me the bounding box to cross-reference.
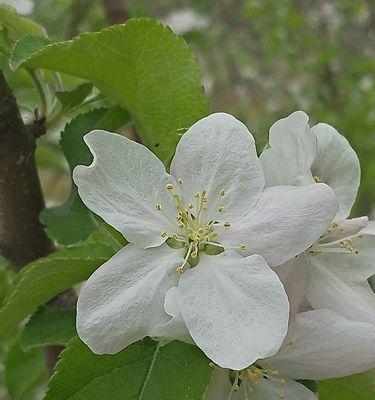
[11,0,372,218]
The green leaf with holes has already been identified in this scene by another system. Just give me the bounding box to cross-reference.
[318,370,375,400]
[44,338,212,400]
[0,239,115,340]
[11,18,209,161]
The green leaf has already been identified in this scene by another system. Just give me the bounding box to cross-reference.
[0,4,47,38]
[41,107,130,245]
[5,342,48,400]
[55,83,93,113]
[44,338,212,400]
[14,18,209,161]
[318,370,375,400]
[10,34,54,70]
[20,306,76,351]
[0,239,115,340]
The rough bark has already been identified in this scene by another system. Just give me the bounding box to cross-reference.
[0,70,77,374]
[0,70,53,270]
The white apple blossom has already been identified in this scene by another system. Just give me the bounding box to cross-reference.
[260,111,375,324]
[73,113,337,369]
[204,309,375,400]
[204,256,375,400]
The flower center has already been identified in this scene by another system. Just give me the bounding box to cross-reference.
[155,180,231,273]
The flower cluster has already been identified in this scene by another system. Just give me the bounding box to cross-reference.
[73,111,375,400]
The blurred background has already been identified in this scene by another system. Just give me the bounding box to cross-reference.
[3,0,375,217]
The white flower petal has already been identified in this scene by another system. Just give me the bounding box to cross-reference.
[260,111,316,186]
[269,309,375,380]
[73,130,178,248]
[76,244,183,354]
[306,251,375,324]
[276,254,310,316]
[249,378,317,400]
[204,370,317,400]
[170,113,264,221]
[178,252,289,370]
[151,287,191,342]
[218,184,337,266]
[322,216,368,242]
[311,123,360,220]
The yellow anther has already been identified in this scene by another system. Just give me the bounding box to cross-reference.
[176,214,183,221]
[354,248,359,254]
[201,196,208,203]
[233,384,240,392]
[339,240,345,248]
[191,250,198,258]
[208,362,215,369]
[194,192,200,199]
[177,178,184,184]
[220,188,226,196]
[240,244,246,250]
[313,176,320,183]
[174,194,180,201]
[279,394,286,400]
[287,340,293,347]
[166,183,174,190]
[223,222,231,228]
[280,379,286,386]
[188,234,196,242]
[176,266,184,274]
[270,370,279,375]
[218,206,224,213]
[155,203,162,211]
[198,228,205,234]
[340,227,345,233]
[178,223,185,229]
[188,203,194,209]
[160,231,167,238]
[181,211,188,218]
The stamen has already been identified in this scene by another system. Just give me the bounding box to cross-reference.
[166,183,174,190]
[155,203,161,211]
[239,244,246,250]
[313,176,320,183]
[220,188,226,196]
[218,206,224,213]
[223,222,231,228]
[188,203,194,209]
[194,192,200,199]
[160,231,167,238]
[177,178,184,184]
[176,243,193,274]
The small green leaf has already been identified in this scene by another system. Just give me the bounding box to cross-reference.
[5,342,48,400]
[0,239,115,340]
[0,4,47,38]
[10,34,54,70]
[318,370,375,400]
[44,338,212,400]
[20,306,76,351]
[55,83,93,113]
[14,18,209,161]
[41,107,130,245]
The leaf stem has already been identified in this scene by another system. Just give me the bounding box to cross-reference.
[27,68,48,116]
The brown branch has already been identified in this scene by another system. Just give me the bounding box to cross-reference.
[0,70,53,270]
[101,0,129,25]
[0,70,77,374]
